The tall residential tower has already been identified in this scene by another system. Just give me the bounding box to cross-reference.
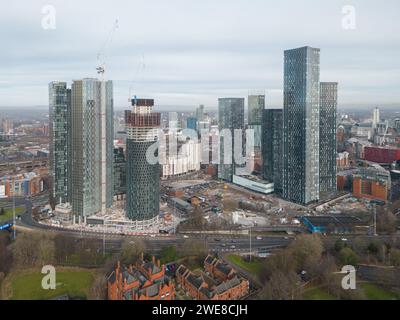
[70,78,114,217]
[218,98,245,182]
[262,108,283,195]
[49,81,71,204]
[125,98,161,225]
[282,46,320,204]
[319,82,338,195]
[248,94,265,150]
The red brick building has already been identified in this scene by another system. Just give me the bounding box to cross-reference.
[364,146,400,164]
[352,168,390,202]
[176,255,249,300]
[107,256,174,300]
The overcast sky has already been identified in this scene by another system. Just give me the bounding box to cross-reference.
[0,0,399,109]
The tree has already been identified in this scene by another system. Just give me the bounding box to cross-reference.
[0,233,13,274]
[89,273,108,300]
[334,239,346,252]
[377,211,397,234]
[261,270,301,300]
[54,234,77,264]
[288,234,323,274]
[11,232,55,268]
[338,247,359,266]
[181,239,207,258]
[120,239,145,265]
[390,248,400,267]
[37,238,56,266]
[260,250,295,283]
[160,246,178,263]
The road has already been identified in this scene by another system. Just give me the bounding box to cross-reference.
[11,198,292,254]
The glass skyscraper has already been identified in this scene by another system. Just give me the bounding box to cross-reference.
[70,78,114,217]
[218,98,245,182]
[125,98,160,224]
[49,81,70,204]
[319,82,338,195]
[262,109,283,195]
[282,46,320,204]
[248,95,264,149]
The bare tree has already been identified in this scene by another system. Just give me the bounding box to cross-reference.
[260,270,301,300]
[89,273,108,300]
[120,239,145,265]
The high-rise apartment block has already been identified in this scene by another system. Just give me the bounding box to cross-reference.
[70,79,114,216]
[282,46,320,204]
[319,82,338,195]
[248,95,264,150]
[262,109,283,194]
[125,98,160,224]
[49,81,71,204]
[218,98,245,182]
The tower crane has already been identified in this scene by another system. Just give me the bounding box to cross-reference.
[96,19,119,78]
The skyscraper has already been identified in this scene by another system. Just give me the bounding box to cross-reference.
[196,104,205,121]
[282,46,320,204]
[70,78,114,217]
[372,107,380,128]
[187,116,198,131]
[248,94,265,150]
[49,81,70,204]
[125,98,160,224]
[262,109,283,194]
[113,147,126,199]
[218,98,245,182]
[319,82,338,195]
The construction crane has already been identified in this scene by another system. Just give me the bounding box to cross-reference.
[128,53,146,102]
[96,19,119,78]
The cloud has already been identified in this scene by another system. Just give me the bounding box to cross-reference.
[0,0,399,108]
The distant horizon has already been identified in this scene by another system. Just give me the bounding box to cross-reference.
[1,103,399,113]
[1,1,400,107]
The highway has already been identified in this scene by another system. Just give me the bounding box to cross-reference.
[8,198,293,254]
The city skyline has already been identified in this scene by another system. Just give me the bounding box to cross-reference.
[1,0,400,108]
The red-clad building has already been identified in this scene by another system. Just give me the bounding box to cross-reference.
[364,146,400,164]
[107,256,174,300]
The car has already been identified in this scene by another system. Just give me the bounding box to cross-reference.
[221,243,226,247]
[230,245,236,249]
[231,239,236,243]
[341,238,348,242]
[284,237,289,240]
[214,238,221,242]
[183,235,189,239]
[256,236,263,240]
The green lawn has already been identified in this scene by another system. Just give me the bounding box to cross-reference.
[302,287,337,300]
[361,283,399,300]
[226,254,264,275]
[10,268,95,300]
[303,283,399,301]
[0,206,25,222]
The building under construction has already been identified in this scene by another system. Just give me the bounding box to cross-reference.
[125,98,161,226]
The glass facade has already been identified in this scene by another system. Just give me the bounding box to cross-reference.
[125,98,160,221]
[113,147,126,197]
[70,79,114,217]
[49,81,70,204]
[283,46,320,204]
[187,117,198,131]
[248,95,264,125]
[319,82,338,195]
[218,98,245,182]
[262,109,283,194]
